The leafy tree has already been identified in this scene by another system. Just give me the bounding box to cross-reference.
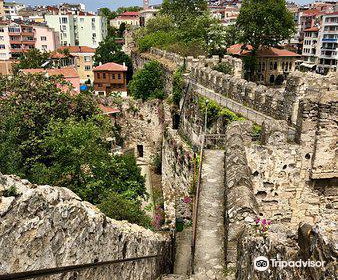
[0,73,149,226]
[236,0,296,80]
[116,6,142,14]
[223,24,240,48]
[99,7,117,20]
[161,0,208,23]
[118,22,126,37]
[13,48,50,72]
[93,37,133,80]
[128,61,165,100]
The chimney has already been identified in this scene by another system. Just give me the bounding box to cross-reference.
[123,62,126,67]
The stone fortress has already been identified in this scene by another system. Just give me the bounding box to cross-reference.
[0,46,337,280]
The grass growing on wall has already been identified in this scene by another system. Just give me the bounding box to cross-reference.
[197,96,246,127]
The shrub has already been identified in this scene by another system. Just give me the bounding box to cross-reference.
[98,192,151,227]
[128,61,166,100]
[3,185,18,197]
[172,68,185,106]
[213,62,234,75]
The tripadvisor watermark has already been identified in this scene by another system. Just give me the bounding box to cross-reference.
[254,256,325,272]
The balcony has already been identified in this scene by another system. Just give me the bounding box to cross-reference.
[22,39,36,45]
[322,38,338,42]
[21,31,34,36]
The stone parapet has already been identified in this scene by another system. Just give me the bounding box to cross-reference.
[0,174,172,280]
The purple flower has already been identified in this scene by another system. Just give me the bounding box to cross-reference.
[262,219,267,225]
[267,220,272,225]
[183,196,192,203]
[255,218,260,224]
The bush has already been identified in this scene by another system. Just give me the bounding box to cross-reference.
[213,62,234,75]
[98,192,151,227]
[128,61,166,100]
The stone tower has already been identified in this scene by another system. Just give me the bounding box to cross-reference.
[144,0,149,9]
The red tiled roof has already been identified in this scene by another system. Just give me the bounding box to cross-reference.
[304,27,319,32]
[98,104,120,115]
[50,51,68,59]
[58,46,96,53]
[93,62,128,72]
[303,9,323,16]
[21,67,79,78]
[227,44,301,57]
[120,11,139,16]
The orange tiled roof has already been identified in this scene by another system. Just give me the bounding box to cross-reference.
[303,9,323,16]
[227,44,301,57]
[21,67,79,78]
[93,62,128,72]
[304,27,319,32]
[98,104,120,115]
[58,46,96,53]
[120,11,139,16]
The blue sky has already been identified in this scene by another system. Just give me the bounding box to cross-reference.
[18,0,315,13]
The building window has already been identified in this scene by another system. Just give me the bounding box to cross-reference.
[0,36,4,41]
[112,73,115,79]
[42,45,47,50]
[102,73,106,79]
[98,83,102,87]
[40,36,47,41]
[85,65,91,71]
[270,62,273,70]
[80,18,84,23]
[274,62,277,70]
[61,17,68,24]
[117,73,121,79]
[97,73,100,79]
[0,28,4,32]
[84,56,91,62]
[0,45,5,49]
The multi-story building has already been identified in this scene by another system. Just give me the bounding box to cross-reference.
[0,21,59,60]
[3,1,25,20]
[0,0,4,17]
[44,13,107,48]
[301,26,320,67]
[317,12,338,73]
[58,45,95,83]
[93,62,128,97]
[110,12,140,28]
[227,44,301,85]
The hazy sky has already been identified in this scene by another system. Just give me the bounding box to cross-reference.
[16,0,322,13]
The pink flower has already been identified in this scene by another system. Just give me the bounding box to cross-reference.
[267,220,272,225]
[262,219,267,225]
[183,196,192,203]
[255,218,260,224]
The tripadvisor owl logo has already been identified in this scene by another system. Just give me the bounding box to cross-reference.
[254,256,269,271]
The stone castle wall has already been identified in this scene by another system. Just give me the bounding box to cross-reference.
[0,174,172,280]
[161,128,195,228]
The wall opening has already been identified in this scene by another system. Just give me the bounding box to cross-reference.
[137,145,144,158]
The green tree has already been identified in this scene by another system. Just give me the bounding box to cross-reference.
[236,0,296,79]
[223,24,240,48]
[0,73,149,226]
[99,7,117,20]
[161,0,208,23]
[128,61,165,100]
[13,48,50,72]
[93,37,133,80]
[116,6,142,14]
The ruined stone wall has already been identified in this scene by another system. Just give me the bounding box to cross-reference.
[224,122,259,266]
[115,99,168,164]
[161,128,195,228]
[0,174,172,280]
[236,222,337,280]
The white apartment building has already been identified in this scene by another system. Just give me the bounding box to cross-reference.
[45,14,107,48]
[317,12,338,73]
[3,1,25,20]
[302,27,320,68]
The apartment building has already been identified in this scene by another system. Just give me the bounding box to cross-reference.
[44,13,107,48]
[302,27,320,67]
[58,45,95,83]
[3,1,25,20]
[317,12,338,73]
[0,21,59,60]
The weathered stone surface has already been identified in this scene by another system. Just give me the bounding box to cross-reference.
[0,174,172,279]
